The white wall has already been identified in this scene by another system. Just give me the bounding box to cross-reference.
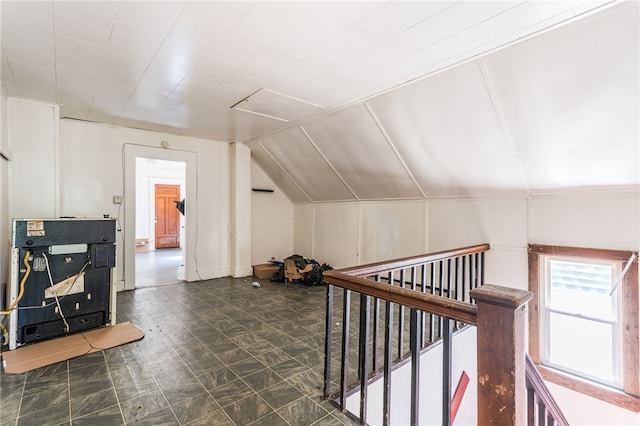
[3,99,233,290]
[293,187,640,423]
[230,142,252,277]
[59,118,230,287]
[0,89,8,308]
[7,99,59,218]
[251,160,293,264]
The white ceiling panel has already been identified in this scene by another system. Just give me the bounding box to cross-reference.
[388,1,516,53]
[1,0,53,22]
[301,1,387,35]
[184,1,251,28]
[109,21,166,53]
[482,1,639,189]
[55,34,107,65]
[259,127,356,202]
[114,1,185,36]
[2,39,54,70]
[53,14,111,49]
[1,6,53,40]
[1,50,19,96]
[302,104,423,200]
[367,61,527,196]
[52,1,118,30]
[13,64,57,101]
[354,1,454,42]
[56,51,102,75]
[475,2,541,41]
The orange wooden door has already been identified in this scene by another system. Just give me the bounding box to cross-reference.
[154,184,180,249]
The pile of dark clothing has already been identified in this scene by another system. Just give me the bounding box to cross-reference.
[271,254,333,286]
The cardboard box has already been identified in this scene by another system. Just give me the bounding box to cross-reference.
[284,258,303,283]
[253,263,280,279]
[284,259,313,283]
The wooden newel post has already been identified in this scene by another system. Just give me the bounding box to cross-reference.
[470,284,533,426]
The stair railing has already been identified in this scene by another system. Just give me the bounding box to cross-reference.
[323,244,568,426]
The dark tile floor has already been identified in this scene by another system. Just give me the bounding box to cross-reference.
[0,277,356,425]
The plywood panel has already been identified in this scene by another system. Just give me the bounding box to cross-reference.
[368,61,526,197]
[359,201,426,264]
[293,204,313,258]
[247,141,309,202]
[251,160,292,264]
[259,127,355,202]
[530,193,640,251]
[313,203,359,268]
[483,2,639,190]
[427,198,528,251]
[302,104,422,200]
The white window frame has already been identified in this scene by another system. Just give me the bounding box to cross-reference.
[540,255,623,388]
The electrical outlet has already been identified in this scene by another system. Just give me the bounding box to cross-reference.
[112,195,123,204]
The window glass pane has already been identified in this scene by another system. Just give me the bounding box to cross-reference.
[548,312,616,384]
[548,259,614,320]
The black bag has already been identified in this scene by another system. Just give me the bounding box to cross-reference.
[303,261,333,286]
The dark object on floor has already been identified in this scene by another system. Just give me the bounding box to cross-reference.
[272,255,332,286]
[271,264,285,282]
[303,262,333,286]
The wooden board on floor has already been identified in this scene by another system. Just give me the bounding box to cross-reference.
[1,322,144,374]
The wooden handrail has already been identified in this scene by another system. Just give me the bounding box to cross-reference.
[525,354,570,426]
[324,244,568,426]
[323,270,478,325]
[336,243,490,277]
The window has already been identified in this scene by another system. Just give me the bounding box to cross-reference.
[544,257,621,386]
[528,244,640,411]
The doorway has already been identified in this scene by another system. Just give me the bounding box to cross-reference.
[123,145,197,291]
[134,158,185,288]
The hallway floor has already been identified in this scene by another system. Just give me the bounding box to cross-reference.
[0,278,355,425]
[135,248,183,288]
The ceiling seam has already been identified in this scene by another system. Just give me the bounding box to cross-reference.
[255,139,312,203]
[1,46,20,98]
[299,125,360,201]
[477,60,530,193]
[86,0,121,121]
[50,1,59,105]
[114,2,190,120]
[364,102,427,199]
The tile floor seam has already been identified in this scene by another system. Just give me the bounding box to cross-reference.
[101,350,126,425]
[169,347,232,425]
[66,361,72,426]
[13,369,27,426]
[139,347,182,425]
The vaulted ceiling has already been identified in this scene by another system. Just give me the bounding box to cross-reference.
[1,1,638,201]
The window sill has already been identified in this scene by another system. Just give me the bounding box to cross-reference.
[537,364,640,412]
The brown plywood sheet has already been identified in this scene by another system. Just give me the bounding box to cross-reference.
[1,322,144,374]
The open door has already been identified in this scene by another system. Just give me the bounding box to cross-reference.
[155,184,180,249]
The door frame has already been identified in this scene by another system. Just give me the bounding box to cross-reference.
[123,145,197,290]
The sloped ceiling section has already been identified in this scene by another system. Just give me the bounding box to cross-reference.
[248,2,639,202]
